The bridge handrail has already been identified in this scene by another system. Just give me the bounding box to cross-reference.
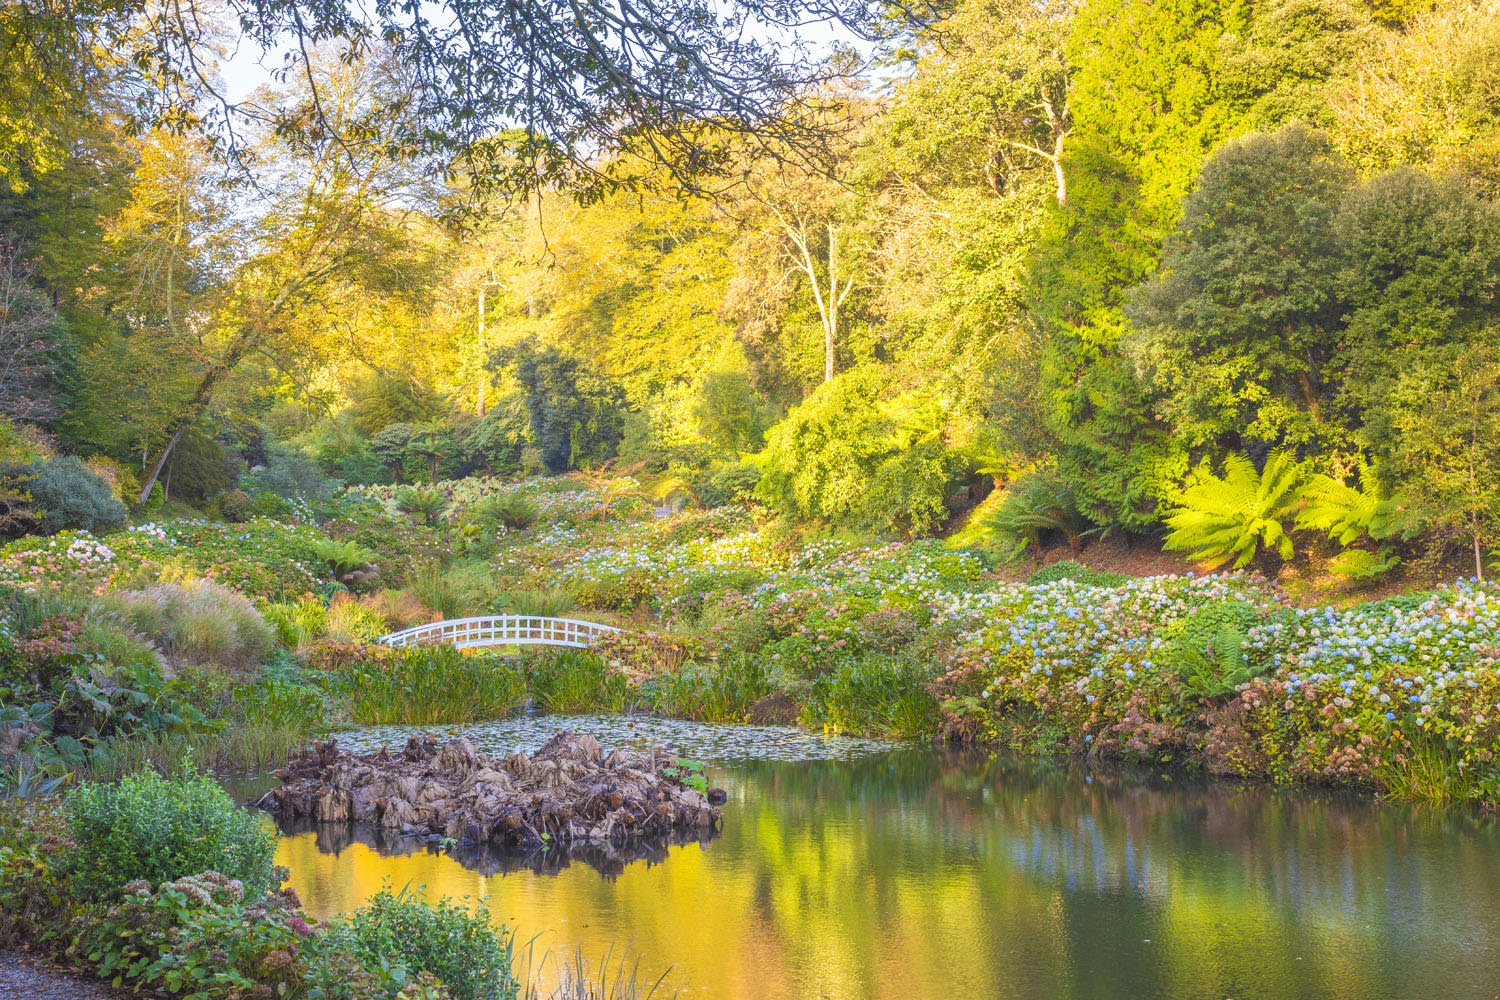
[377,614,623,650]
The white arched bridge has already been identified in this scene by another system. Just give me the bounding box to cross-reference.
[377,615,622,650]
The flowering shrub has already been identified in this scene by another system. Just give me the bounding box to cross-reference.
[931,575,1500,802]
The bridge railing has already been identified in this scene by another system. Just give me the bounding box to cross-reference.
[377,615,623,650]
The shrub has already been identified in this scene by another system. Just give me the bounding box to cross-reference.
[309,536,381,587]
[314,885,517,1000]
[397,486,447,524]
[357,589,433,631]
[96,580,274,677]
[25,457,127,535]
[325,595,389,643]
[698,463,761,509]
[853,441,953,537]
[1163,451,1304,568]
[262,597,328,648]
[59,767,277,900]
[83,871,311,1000]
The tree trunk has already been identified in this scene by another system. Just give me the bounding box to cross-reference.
[137,329,258,505]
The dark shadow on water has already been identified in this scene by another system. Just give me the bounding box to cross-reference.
[269,815,722,880]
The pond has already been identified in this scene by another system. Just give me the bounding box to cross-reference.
[248,716,1500,1000]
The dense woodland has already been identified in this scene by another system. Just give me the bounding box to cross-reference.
[4,0,1500,580]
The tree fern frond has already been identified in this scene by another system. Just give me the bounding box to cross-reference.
[1164,450,1305,568]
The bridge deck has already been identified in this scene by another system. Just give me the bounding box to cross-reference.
[378,615,622,650]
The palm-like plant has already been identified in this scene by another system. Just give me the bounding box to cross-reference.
[1163,451,1304,569]
[1296,472,1404,583]
[396,486,447,524]
[1296,473,1401,544]
[984,471,1092,559]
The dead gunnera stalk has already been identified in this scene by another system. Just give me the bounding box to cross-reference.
[255,730,728,849]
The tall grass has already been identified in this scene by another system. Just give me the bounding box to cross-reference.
[526,650,630,714]
[641,657,773,723]
[327,646,526,725]
[95,580,273,677]
[519,941,680,1000]
[411,561,500,619]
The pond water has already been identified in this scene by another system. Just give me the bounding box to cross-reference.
[255,715,1500,1000]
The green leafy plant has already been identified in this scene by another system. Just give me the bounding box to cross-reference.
[494,588,579,618]
[473,493,541,530]
[397,486,448,524]
[315,884,517,1000]
[1297,473,1403,582]
[59,765,278,900]
[984,471,1092,560]
[309,536,381,577]
[1163,451,1304,568]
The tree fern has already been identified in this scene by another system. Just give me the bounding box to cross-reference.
[1296,472,1403,582]
[1296,473,1400,545]
[985,471,1092,560]
[1163,451,1303,569]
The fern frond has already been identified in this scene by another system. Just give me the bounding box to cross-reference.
[1164,450,1305,568]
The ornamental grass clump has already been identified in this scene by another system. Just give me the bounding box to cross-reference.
[59,766,277,900]
[95,579,274,677]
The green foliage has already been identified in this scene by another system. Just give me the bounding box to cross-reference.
[640,656,774,723]
[83,872,310,1000]
[853,440,955,538]
[698,463,762,509]
[472,493,540,530]
[984,471,1091,559]
[397,486,448,524]
[309,536,380,577]
[410,561,497,619]
[1026,561,1126,588]
[805,657,939,740]
[1163,451,1304,568]
[316,885,518,1000]
[94,580,274,677]
[1128,124,1352,452]
[526,649,629,714]
[493,339,626,474]
[23,457,127,535]
[493,588,578,618]
[59,766,277,900]
[320,645,526,725]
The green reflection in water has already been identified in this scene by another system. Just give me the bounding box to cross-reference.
[275,751,1500,1000]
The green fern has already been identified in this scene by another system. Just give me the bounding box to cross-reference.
[1296,473,1400,545]
[984,471,1092,560]
[1296,473,1403,583]
[1163,451,1303,569]
[307,537,379,576]
[396,486,447,523]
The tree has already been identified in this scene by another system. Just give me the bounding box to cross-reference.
[0,245,65,421]
[1392,343,1500,580]
[133,54,434,505]
[3,0,928,205]
[494,340,626,473]
[1334,167,1500,471]
[1128,124,1353,454]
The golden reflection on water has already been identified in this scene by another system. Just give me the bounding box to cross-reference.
[274,753,1500,1000]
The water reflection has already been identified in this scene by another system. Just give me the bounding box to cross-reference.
[272,815,720,879]
[276,729,1500,1000]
